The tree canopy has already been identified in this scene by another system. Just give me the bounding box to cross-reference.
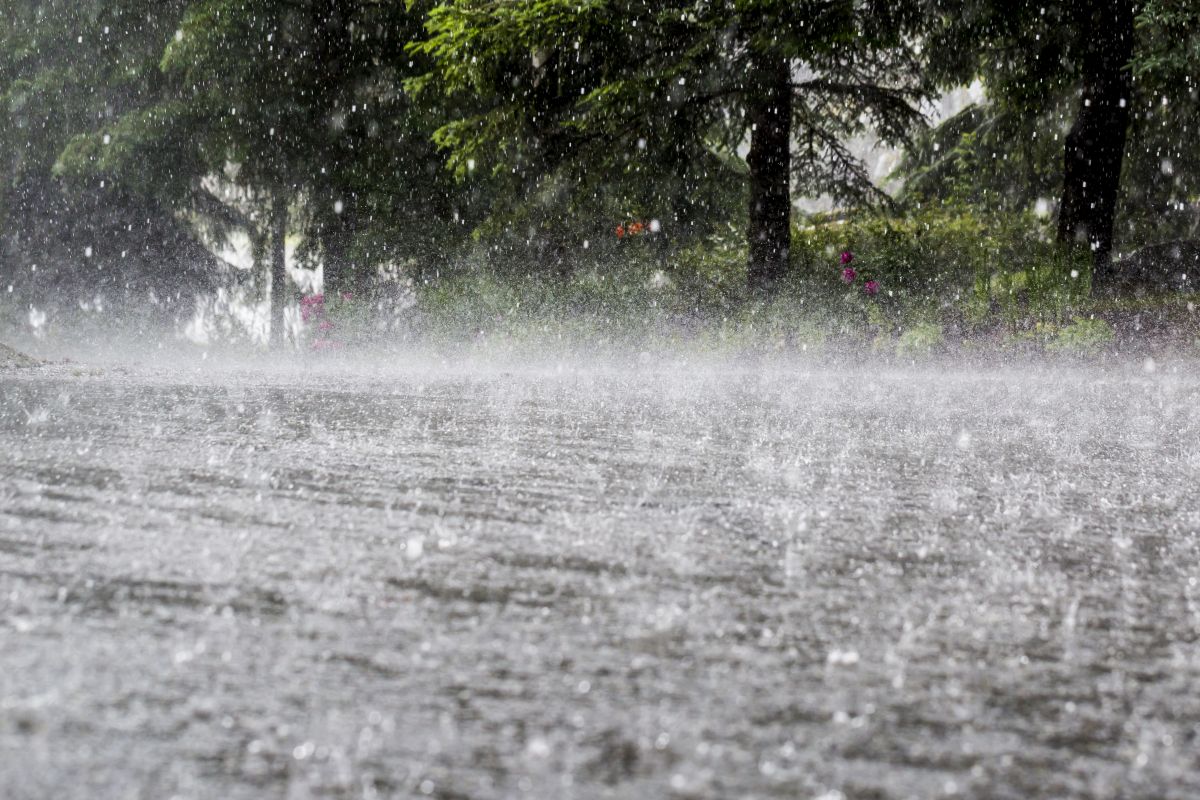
[412,0,929,288]
[901,0,1200,271]
[1,0,1198,337]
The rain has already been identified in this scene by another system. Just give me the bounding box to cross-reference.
[3,2,1200,799]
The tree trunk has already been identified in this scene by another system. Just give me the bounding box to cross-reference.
[269,194,288,348]
[1057,0,1135,283]
[322,195,357,297]
[746,52,792,294]
[309,0,362,298]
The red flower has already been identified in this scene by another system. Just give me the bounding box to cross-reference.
[616,225,625,239]
[841,267,857,283]
[629,221,644,235]
[840,251,854,265]
[864,280,880,296]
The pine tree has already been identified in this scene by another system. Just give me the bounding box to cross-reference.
[52,0,474,344]
[413,0,928,293]
[0,0,214,318]
[909,0,1200,282]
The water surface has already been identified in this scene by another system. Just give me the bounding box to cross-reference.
[2,359,1199,799]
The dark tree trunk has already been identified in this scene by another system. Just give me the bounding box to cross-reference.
[309,0,363,298]
[321,196,357,297]
[746,52,792,294]
[269,194,288,348]
[1057,0,1135,283]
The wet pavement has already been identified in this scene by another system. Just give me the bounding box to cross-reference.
[2,359,1199,799]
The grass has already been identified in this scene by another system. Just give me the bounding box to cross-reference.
[5,209,1198,362]
[392,209,1200,361]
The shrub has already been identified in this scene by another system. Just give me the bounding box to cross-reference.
[895,321,946,356]
[1046,317,1115,355]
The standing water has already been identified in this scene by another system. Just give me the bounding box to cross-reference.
[2,358,1199,799]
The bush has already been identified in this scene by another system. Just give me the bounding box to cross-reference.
[668,224,747,311]
[895,321,945,356]
[792,207,1092,334]
[1046,317,1115,355]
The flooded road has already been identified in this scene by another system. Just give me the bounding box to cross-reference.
[2,359,1200,799]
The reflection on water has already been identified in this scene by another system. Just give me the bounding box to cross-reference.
[2,361,1199,799]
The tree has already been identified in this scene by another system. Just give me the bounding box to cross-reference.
[55,0,476,345]
[1055,0,1136,274]
[413,0,928,293]
[903,0,1200,280]
[0,0,221,321]
[907,1,1200,282]
[1130,0,1200,242]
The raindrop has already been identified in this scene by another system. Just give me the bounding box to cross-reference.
[405,537,423,559]
[827,649,860,666]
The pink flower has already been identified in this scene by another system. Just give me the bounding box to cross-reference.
[841,267,857,283]
[840,250,854,265]
[864,280,880,296]
[341,292,353,301]
[300,294,327,322]
[318,320,335,332]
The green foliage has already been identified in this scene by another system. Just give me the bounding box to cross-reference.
[1045,317,1116,355]
[976,247,1091,329]
[667,226,748,309]
[793,208,1053,304]
[906,0,1200,247]
[1126,2,1200,243]
[786,208,1099,350]
[895,104,1065,214]
[0,1,225,312]
[0,1,187,180]
[1136,1,1200,75]
[1,0,1196,338]
[397,206,1146,357]
[16,0,489,303]
[412,0,931,274]
[895,321,944,357]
